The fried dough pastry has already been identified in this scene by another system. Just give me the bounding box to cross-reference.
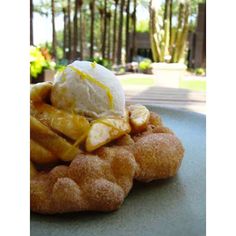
[31,128,184,214]
[31,148,136,213]
[30,83,184,214]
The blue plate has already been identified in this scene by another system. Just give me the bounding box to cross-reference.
[31,106,206,236]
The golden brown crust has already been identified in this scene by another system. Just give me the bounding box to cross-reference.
[30,98,185,214]
[31,147,136,214]
[133,133,184,182]
[31,131,184,214]
[149,111,163,126]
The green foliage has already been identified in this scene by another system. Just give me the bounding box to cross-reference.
[55,30,64,59]
[138,58,152,72]
[90,57,112,69]
[136,20,149,33]
[194,67,205,75]
[55,63,66,72]
[39,40,64,62]
[119,67,125,74]
[30,46,56,78]
[189,0,206,18]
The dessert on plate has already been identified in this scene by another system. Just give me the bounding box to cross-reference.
[30,61,184,214]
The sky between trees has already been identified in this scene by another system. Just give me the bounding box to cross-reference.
[33,0,149,45]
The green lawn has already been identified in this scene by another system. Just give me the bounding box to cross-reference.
[120,77,206,92]
[179,79,206,92]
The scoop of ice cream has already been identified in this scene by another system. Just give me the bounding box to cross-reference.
[51,61,125,118]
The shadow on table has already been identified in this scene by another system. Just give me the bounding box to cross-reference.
[125,85,206,114]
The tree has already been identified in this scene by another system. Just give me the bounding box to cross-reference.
[149,0,190,63]
[125,0,131,62]
[63,7,67,59]
[169,0,173,45]
[78,0,84,59]
[89,0,95,59]
[30,0,34,45]
[112,0,119,64]
[98,6,104,50]
[72,0,79,60]
[106,11,112,61]
[130,0,137,61]
[67,0,72,60]
[101,0,107,59]
[117,0,125,64]
[51,0,56,59]
[172,2,190,62]
[160,0,171,61]
[149,0,161,61]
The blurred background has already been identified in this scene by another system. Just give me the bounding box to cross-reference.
[30,0,206,113]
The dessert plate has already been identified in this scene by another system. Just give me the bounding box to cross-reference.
[31,105,206,236]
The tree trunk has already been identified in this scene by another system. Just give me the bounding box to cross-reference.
[89,0,95,59]
[82,10,86,59]
[131,0,137,62]
[102,0,107,59]
[169,0,173,49]
[30,0,33,45]
[63,7,67,59]
[99,8,104,54]
[171,3,184,62]
[51,0,56,59]
[73,0,79,60]
[149,0,161,62]
[107,12,112,61]
[112,0,119,64]
[175,3,190,62]
[161,0,171,61]
[125,0,130,62]
[79,4,83,60]
[117,0,125,65]
[67,0,72,61]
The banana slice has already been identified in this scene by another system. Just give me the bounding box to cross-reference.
[128,104,150,133]
[86,117,131,152]
[30,161,38,179]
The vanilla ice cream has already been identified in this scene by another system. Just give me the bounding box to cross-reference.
[51,61,125,118]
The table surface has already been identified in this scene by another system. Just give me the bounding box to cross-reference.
[124,85,206,114]
[31,106,206,236]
